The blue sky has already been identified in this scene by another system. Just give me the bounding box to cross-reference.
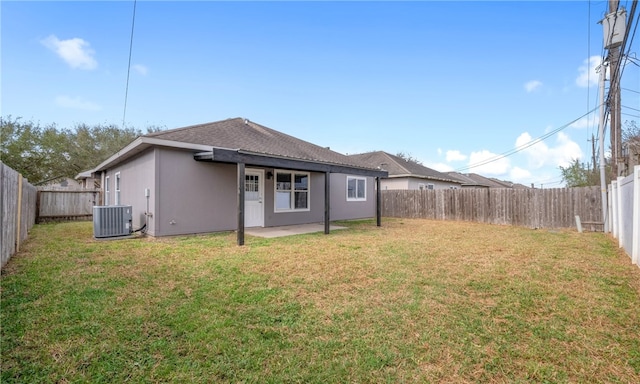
[2,1,639,187]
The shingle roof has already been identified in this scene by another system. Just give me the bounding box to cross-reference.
[349,151,459,183]
[446,172,489,187]
[144,117,374,169]
[447,172,529,189]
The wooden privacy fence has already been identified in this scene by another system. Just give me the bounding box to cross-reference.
[37,189,101,223]
[381,186,602,229]
[1,162,37,270]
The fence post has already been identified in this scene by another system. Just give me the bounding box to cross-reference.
[611,180,618,238]
[616,176,624,249]
[632,165,640,267]
[16,174,22,252]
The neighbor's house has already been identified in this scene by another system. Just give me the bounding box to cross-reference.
[349,151,461,190]
[75,170,100,190]
[447,172,529,189]
[87,118,387,240]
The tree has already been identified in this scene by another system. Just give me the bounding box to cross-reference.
[1,116,161,185]
[623,120,639,168]
[66,123,155,177]
[0,116,71,184]
[395,152,423,165]
[559,158,602,187]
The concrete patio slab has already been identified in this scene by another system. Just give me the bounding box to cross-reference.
[245,223,347,238]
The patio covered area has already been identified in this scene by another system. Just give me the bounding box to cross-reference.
[245,223,347,238]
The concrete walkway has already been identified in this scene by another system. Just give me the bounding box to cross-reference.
[245,223,347,238]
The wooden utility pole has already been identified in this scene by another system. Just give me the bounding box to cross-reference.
[589,134,597,172]
[607,0,623,177]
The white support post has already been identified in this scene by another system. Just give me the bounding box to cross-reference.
[616,176,624,248]
[632,165,640,267]
[611,180,619,238]
[575,215,583,233]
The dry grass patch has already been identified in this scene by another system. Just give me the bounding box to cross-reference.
[2,219,640,383]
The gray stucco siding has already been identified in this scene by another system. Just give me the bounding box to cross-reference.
[329,173,376,221]
[155,148,237,237]
[102,149,156,234]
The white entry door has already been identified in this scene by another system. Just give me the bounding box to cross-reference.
[244,169,264,227]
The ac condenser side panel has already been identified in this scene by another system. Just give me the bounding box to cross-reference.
[93,205,132,238]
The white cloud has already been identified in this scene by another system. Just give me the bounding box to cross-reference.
[509,166,531,182]
[576,56,602,88]
[446,150,467,162]
[515,131,583,169]
[437,148,443,156]
[524,80,542,93]
[55,95,101,111]
[427,162,454,173]
[41,35,97,70]
[569,113,598,130]
[467,150,511,176]
[133,64,148,75]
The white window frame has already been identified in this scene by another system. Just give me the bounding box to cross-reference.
[347,176,367,201]
[105,176,110,205]
[115,172,121,205]
[419,183,435,191]
[274,170,310,212]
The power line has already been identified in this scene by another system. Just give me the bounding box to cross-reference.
[623,104,640,111]
[122,0,137,130]
[454,105,600,173]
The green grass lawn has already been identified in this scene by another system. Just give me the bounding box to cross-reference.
[2,219,639,383]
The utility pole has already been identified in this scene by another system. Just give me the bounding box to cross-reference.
[598,62,609,231]
[589,134,597,173]
[606,0,625,177]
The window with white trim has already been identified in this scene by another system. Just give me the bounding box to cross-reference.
[115,172,121,205]
[105,176,110,205]
[347,176,366,201]
[419,183,435,190]
[275,171,309,211]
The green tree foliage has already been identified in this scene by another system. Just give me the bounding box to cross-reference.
[1,116,161,184]
[395,152,423,165]
[559,158,602,187]
[623,120,639,162]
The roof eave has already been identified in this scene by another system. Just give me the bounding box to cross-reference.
[387,174,461,184]
[195,148,388,177]
[93,137,213,172]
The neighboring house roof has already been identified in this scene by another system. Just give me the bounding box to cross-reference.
[446,172,490,187]
[91,118,386,177]
[75,170,93,180]
[349,151,460,183]
[447,172,529,189]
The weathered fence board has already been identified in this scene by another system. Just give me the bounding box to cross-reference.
[1,163,37,269]
[382,186,602,230]
[36,189,101,222]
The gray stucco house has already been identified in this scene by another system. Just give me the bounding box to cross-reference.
[89,118,387,242]
[349,151,461,190]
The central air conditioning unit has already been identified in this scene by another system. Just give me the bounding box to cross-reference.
[93,205,133,238]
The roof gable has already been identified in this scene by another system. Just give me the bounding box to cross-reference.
[349,151,458,183]
[93,118,385,176]
[145,118,370,168]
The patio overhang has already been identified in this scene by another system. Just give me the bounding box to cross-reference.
[194,148,387,245]
[194,148,388,178]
